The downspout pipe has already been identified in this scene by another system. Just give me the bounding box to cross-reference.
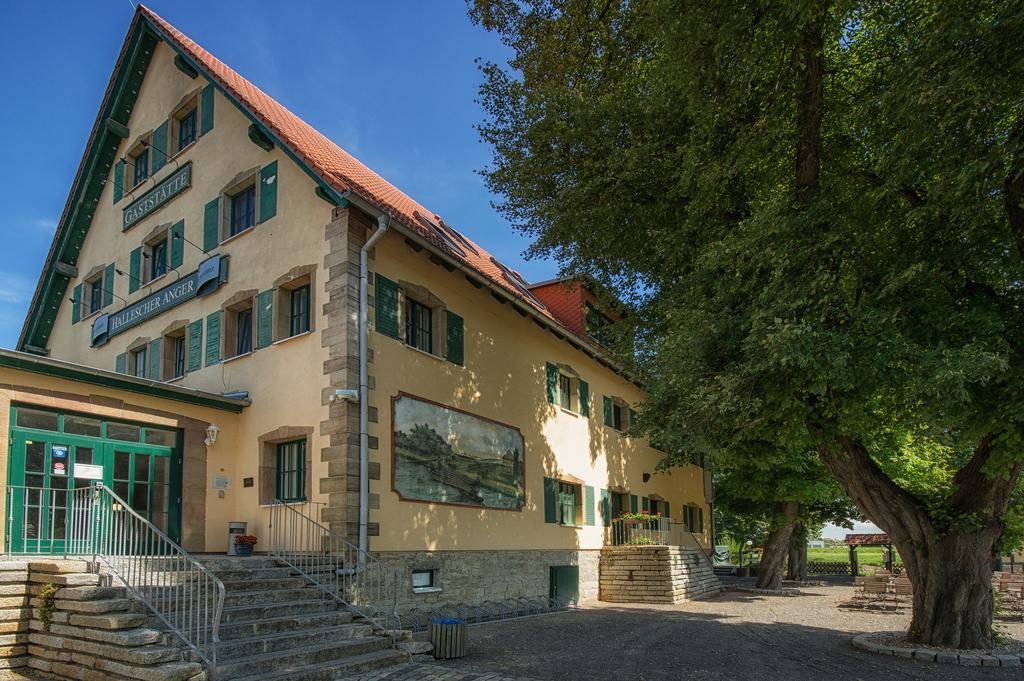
[358,209,390,564]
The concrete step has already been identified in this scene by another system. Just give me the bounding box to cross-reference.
[220,599,338,624]
[212,622,375,660]
[216,636,391,679]
[242,648,409,681]
[217,610,356,640]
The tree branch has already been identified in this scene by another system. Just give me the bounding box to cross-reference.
[948,433,1022,525]
[794,8,826,206]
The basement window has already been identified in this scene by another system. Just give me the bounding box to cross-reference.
[411,569,440,594]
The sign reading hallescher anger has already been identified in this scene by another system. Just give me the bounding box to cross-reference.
[122,162,192,230]
[91,255,226,346]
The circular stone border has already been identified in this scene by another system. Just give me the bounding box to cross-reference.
[852,631,1023,667]
[732,586,800,597]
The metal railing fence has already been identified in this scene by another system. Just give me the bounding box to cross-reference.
[268,500,400,633]
[4,484,224,676]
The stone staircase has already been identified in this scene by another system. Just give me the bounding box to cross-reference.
[7,556,411,681]
[195,555,409,680]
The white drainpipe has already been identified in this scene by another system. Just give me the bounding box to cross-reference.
[358,211,390,563]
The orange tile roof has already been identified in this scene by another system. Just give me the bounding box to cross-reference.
[138,5,551,318]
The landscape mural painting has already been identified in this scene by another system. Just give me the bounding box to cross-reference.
[392,394,525,509]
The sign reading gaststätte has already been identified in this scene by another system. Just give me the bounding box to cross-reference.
[122,162,192,230]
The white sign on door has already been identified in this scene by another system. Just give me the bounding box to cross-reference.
[75,464,104,481]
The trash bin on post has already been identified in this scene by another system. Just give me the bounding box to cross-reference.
[227,522,247,556]
[429,618,467,659]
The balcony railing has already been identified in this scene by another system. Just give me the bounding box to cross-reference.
[609,516,711,557]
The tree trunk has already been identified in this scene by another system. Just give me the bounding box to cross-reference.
[809,428,1020,649]
[755,501,800,589]
[785,523,807,582]
[907,530,998,647]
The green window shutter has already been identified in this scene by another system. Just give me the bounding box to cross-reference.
[545,362,558,404]
[115,353,127,374]
[445,311,464,365]
[600,489,610,527]
[259,161,278,223]
[203,197,220,252]
[543,477,558,524]
[642,496,649,512]
[148,338,162,381]
[374,274,399,338]
[584,486,596,526]
[200,84,215,135]
[205,311,221,366]
[151,121,168,173]
[664,501,671,521]
[71,284,82,324]
[113,160,124,203]
[169,220,184,269]
[603,396,613,427]
[630,494,638,513]
[578,380,590,417]
[128,248,141,294]
[187,320,203,372]
[102,264,115,308]
[629,408,638,433]
[257,289,274,349]
[697,507,704,533]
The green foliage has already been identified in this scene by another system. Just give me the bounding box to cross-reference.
[469,0,1024,549]
[38,582,58,631]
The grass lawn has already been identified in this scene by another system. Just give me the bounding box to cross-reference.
[808,545,901,567]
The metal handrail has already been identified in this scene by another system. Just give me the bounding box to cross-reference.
[268,500,400,633]
[4,484,224,676]
[608,517,715,560]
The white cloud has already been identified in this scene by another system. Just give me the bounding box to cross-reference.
[33,218,57,234]
[0,272,34,306]
[821,520,883,540]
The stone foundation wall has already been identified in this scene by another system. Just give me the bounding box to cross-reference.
[378,549,601,609]
[599,545,721,604]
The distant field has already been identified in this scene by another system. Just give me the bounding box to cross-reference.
[807,546,901,567]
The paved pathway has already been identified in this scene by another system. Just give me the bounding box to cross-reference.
[347,584,1024,681]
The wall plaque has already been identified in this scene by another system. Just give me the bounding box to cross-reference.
[91,254,228,346]
[122,162,192,230]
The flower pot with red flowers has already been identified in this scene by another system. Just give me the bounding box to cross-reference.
[234,534,258,557]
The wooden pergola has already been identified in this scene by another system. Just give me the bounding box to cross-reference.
[844,532,896,575]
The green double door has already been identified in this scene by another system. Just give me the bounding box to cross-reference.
[6,407,181,554]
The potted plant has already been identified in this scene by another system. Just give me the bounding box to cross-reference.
[234,534,258,557]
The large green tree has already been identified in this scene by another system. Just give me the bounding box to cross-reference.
[470,0,1024,648]
[712,448,855,588]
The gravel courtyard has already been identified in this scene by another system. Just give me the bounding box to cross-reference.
[356,584,1024,681]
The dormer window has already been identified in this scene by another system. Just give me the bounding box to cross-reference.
[585,303,614,345]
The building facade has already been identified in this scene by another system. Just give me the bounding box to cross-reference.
[12,6,713,606]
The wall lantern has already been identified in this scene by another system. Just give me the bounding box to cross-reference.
[642,472,652,483]
[205,424,220,447]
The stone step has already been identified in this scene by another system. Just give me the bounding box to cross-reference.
[220,599,338,623]
[216,635,391,680]
[222,587,324,607]
[29,619,162,647]
[212,622,375,660]
[216,610,355,640]
[28,632,183,666]
[220,576,308,591]
[194,556,282,571]
[211,566,299,581]
[242,648,408,681]
[27,572,100,587]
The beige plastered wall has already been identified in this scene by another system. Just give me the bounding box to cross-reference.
[41,41,334,551]
[367,230,711,554]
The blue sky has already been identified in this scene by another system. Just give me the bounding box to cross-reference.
[0,1,555,350]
